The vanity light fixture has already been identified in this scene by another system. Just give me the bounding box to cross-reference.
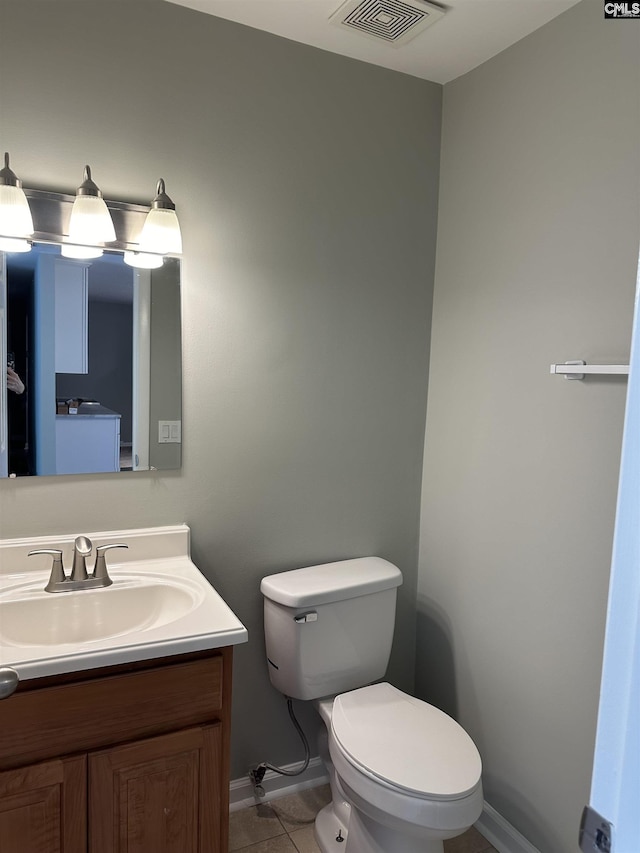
[137,179,182,255]
[123,178,182,270]
[0,160,183,263]
[0,152,34,253]
[61,165,116,260]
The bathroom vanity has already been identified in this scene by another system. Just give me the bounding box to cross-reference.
[0,525,247,853]
[0,649,231,852]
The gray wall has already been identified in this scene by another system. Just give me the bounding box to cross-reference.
[418,2,640,850]
[0,1,441,775]
[149,259,182,470]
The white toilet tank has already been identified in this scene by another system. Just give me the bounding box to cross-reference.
[261,557,402,701]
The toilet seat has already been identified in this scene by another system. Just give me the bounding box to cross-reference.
[331,683,482,801]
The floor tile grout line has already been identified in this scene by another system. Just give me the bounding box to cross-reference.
[233,830,300,852]
[232,826,318,852]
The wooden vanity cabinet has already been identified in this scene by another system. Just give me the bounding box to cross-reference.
[0,648,233,853]
[89,725,222,853]
[0,755,85,853]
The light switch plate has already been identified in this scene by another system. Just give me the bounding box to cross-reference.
[158,420,181,444]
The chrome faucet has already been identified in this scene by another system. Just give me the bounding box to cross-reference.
[29,536,128,593]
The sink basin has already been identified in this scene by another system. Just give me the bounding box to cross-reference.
[0,524,248,681]
[0,577,199,647]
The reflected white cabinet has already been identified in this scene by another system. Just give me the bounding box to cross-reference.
[55,414,120,474]
[54,259,89,374]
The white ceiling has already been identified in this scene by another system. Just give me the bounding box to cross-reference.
[165,0,581,84]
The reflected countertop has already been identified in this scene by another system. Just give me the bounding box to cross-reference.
[56,403,121,418]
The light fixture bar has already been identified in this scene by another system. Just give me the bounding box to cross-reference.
[12,188,149,253]
[0,179,183,263]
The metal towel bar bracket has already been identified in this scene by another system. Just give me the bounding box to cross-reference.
[550,360,630,380]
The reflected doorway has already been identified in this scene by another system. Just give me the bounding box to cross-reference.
[2,245,152,477]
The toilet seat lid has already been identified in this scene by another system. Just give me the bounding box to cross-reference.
[331,683,482,800]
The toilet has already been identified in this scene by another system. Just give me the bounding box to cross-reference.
[261,557,483,853]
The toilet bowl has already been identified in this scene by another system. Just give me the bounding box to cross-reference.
[314,683,483,853]
[260,558,484,853]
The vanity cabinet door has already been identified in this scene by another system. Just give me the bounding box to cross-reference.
[0,755,86,853]
[89,724,222,853]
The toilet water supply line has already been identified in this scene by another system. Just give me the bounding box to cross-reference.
[249,697,310,797]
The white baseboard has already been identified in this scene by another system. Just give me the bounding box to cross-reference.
[229,756,329,813]
[230,769,540,853]
[476,801,541,853]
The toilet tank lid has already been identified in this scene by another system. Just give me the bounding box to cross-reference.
[260,557,402,607]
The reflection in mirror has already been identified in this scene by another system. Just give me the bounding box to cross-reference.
[1,243,181,477]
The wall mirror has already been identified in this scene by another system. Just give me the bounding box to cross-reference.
[1,243,181,477]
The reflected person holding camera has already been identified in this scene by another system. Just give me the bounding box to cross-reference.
[6,353,28,475]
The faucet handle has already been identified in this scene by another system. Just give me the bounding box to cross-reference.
[28,549,66,591]
[93,543,128,586]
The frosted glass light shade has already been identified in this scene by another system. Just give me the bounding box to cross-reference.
[62,165,116,260]
[0,183,34,239]
[61,241,103,259]
[67,194,116,245]
[137,207,182,255]
[124,250,163,269]
[0,236,31,253]
[133,178,182,257]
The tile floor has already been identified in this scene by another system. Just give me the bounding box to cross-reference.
[229,785,498,852]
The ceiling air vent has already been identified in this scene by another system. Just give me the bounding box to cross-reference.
[329,0,445,47]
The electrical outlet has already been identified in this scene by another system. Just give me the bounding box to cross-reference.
[158,420,181,444]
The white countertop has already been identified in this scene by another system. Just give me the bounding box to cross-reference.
[0,524,248,681]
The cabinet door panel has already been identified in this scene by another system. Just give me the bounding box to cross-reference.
[54,259,89,374]
[0,755,86,853]
[89,725,221,853]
